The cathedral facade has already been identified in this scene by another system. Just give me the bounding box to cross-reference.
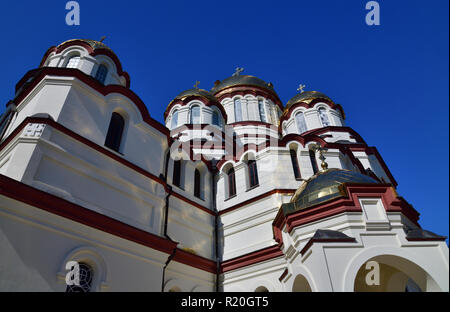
[0,39,448,292]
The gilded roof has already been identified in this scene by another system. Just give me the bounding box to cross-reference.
[211,75,276,94]
[169,88,219,107]
[281,169,379,216]
[285,91,333,110]
[58,39,113,52]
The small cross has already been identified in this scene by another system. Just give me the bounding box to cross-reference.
[297,84,306,93]
[99,36,106,43]
[194,81,200,89]
[232,67,244,77]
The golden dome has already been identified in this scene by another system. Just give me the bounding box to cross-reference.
[281,169,379,216]
[57,39,113,52]
[211,75,276,94]
[285,91,333,110]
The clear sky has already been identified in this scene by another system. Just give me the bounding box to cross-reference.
[0,0,448,240]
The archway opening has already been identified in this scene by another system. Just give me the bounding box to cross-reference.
[255,286,269,292]
[292,274,312,292]
[353,255,441,292]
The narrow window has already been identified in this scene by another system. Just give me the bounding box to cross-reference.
[318,107,331,127]
[194,169,201,199]
[66,56,81,69]
[258,99,267,122]
[0,111,13,142]
[228,167,236,198]
[248,160,259,188]
[171,110,178,129]
[290,150,301,180]
[173,160,182,188]
[66,263,93,293]
[234,99,242,122]
[309,149,319,174]
[95,64,108,85]
[105,112,125,152]
[295,112,307,133]
[212,111,221,127]
[190,106,201,124]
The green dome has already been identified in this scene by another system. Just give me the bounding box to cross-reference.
[282,169,379,216]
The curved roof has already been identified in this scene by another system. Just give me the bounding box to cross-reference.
[282,168,379,216]
[173,88,218,103]
[211,75,276,95]
[285,91,333,110]
[57,39,113,52]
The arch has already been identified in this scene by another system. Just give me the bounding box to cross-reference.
[65,55,81,69]
[343,247,447,292]
[317,106,331,127]
[164,279,183,292]
[171,109,179,129]
[105,112,125,152]
[292,274,313,292]
[295,111,307,134]
[57,246,108,292]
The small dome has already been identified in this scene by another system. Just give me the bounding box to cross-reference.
[171,88,218,104]
[211,75,276,94]
[285,91,333,110]
[57,39,113,52]
[282,169,379,216]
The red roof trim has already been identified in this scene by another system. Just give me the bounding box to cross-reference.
[221,245,283,273]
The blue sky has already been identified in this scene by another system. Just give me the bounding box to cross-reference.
[0,0,448,240]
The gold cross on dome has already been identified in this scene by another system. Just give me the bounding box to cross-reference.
[99,36,106,43]
[297,84,306,93]
[194,81,200,89]
[232,67,244,77]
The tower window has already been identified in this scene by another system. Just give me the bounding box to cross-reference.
[173,160,182,188]
[66,56,81,69]
[171,110,179,129]
[212,111,221,127]
[309,149,319,174]
[234,99,242,122]
[105,112,125,152]
[228,167,236,198]
[318,107,331,127]
[190,105,201,124]
[295,112,307,134]
[290,150,302,180]
[66,263,93,293]
[258,99,267,122]
[248,160,259,188]
[95,64,108,85]
[194,169,201,199]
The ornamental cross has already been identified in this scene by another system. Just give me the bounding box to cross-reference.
[232,67,244,77]
[297,84,306,93]
[100,36,106,43]
[194,81,200,89]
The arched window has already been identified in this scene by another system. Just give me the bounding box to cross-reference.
[228,167,236,198]
[212,111,221,127]
[234,99,242,122]
[171,110,179,129]
[290,150,302,180]
[318,107,331,127]
[66,55,81,69]
[66,263,93,293]
[309,149,319,174]
[190,105,201,124]
[295,112,307,133]
[258,99,267,122]
[194,169,201,199]
[95,64,108,85]
[248,160,259,188]
[173,160,182,188]
[105,112,125,152]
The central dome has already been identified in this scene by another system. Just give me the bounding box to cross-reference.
[211,75,276,94]
[282,169,379,216]
[173,88,218,103]
[58,39,113,52]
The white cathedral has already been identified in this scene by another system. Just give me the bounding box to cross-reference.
[0,39,448,292]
